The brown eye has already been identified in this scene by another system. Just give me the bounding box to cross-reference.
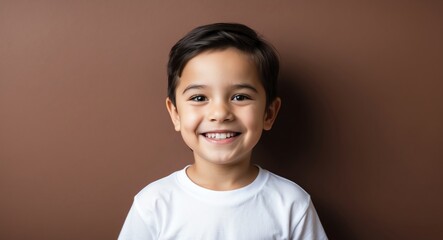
[232,94,250,101]
[190,95,207,102]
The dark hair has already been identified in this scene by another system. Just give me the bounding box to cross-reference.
[167,22,279,107]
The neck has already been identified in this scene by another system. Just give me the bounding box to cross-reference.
[186,160,259,191]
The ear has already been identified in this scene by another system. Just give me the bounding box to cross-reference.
[263,97,281,131]
[166,97,181,132]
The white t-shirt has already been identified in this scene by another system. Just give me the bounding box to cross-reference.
[119,166,327,240]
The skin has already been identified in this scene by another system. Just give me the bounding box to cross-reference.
[166,48,281,191]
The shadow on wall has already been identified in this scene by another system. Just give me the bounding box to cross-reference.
[254,68,353,240]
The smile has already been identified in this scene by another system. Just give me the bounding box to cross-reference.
[203,132,240,140]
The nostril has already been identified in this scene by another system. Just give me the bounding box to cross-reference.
[208,104,234,122]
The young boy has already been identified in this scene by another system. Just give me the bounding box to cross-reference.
[119,23,327,239]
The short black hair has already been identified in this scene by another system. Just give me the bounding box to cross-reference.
[167,22,279,107]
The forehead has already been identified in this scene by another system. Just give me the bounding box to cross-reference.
[177,48,261,89]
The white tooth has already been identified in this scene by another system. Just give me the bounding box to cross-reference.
[205,132,237,139]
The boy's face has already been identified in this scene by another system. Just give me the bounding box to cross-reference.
[166,48,280,167]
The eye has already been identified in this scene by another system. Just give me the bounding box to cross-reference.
[189,95,207,102]
[232,94,251,101]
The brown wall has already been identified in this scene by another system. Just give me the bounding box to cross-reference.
[1,1,442,239]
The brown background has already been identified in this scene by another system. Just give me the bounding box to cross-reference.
[1,1,442,239]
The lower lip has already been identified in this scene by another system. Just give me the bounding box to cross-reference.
[202,135,239,144]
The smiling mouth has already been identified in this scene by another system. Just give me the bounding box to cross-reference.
[203,132,240,140]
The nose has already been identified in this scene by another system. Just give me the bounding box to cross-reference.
[208,100,234,122]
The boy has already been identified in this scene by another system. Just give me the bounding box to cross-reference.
[119,23,327,239]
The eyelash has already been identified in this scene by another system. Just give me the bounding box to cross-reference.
[189,95,207,102]
[188,94,252,102]
[231,94,251,101]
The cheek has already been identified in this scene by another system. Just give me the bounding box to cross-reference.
[178,108,202,130]
[238,107,265,130]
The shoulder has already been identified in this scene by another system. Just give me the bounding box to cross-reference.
[261,169,311,210]
[119,171,183,239]
[133,170,181,211]
[263,169,310,197]
[257,168,325,235]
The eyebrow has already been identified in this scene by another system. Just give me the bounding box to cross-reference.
[182,84,206,94]
[232,83,258,93]
[181,83,258,94]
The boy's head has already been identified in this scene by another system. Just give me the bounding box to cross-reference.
[166,23,281,166]
[167,22,279,108]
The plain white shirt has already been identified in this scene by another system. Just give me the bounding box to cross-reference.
[119,166,327,240]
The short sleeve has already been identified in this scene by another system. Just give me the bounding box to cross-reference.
[118,198,157,240]
[291,200,328,240]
